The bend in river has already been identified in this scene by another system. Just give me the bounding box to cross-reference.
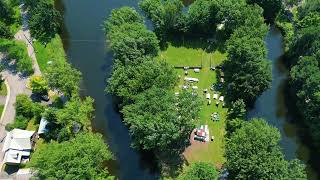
[248,26,319,180]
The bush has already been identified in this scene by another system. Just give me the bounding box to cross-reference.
[15,94,44,120]
[0,21,12,39]
[30,75,48,94]
[5,116,29,130]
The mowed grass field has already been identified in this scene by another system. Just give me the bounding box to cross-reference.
[159,43,228,168]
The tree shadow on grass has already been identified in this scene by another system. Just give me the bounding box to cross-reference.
[162,31,228,54]
[0,56,29,79]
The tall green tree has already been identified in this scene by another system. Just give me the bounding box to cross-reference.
[224,36,271,106]
[45,61,82,97]
[226,119,306,179]
[122,87,201,152]
[107,22,159,63]
[29,133,114,179]
[107,58,177,102]
[0,0,14,25]
[29,2,62,44]
[104,6,143,32]
[177,162,218,180]
[0,21,12,38]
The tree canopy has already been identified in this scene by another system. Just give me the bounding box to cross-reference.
[29,2,62,44]
[107,58,177,102]
[246,0,282,21]
[122,87,201,152]
[224,36,271,106]
[45,61,82,97]
[177,162,218,180]
[29,133,114,179]
[226,119,306,179]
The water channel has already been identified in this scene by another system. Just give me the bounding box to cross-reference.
[248,26,319,180]
[56,0,318,179]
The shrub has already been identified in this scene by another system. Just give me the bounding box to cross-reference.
[5,116,29,130]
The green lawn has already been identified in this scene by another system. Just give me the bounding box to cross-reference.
[0,82,7,96]
[0,105,4,117]
[34,35,66,71]
[160,43,228,168]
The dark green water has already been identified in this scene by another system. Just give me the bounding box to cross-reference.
[55,0,318,179]
[248,26,319,180]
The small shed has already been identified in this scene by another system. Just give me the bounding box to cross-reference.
[206,93,211,99]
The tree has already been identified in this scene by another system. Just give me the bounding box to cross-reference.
[107,58,177,102]
[122,87,201,152]
[0,0,14,25]
[177,162,218,180]
[30,75,48,94]
[246,0,283,21]
[228,99,246,120]
[45,61,82,97]
[104,6,143,32]
[15,94,35,119]
[185,0,219,33]
[139,0,183,39]
[107,22,159,63]
[224,36,271,106]
[29,133,114,179]
[29,2,61,44]
[226,119,306,179]
[297,12,320,30]
[0,21,12,39]
[55,96,94,141]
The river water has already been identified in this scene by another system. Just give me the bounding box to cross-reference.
[56,0,317,179]
[248,26,319,180]
[56,0,158,179]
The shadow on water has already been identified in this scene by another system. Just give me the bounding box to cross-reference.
[248,26,319,180]
[55,0,159,179]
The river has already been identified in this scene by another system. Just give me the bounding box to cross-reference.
[56,0,158,179]
[248,26,319,180]
[55,0,317,179]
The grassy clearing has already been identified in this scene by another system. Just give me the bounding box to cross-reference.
[160,43,227,167]
[34,35,66,71]
[0,82,7,96]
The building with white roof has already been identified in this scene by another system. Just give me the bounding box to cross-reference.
[2,129,36,165]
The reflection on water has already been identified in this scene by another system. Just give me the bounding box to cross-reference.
[248,26,318,179]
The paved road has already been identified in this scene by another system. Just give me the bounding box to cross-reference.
[16,4,41,76]
[0,2,40,175]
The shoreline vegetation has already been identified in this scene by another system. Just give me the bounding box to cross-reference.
[106,0,306,179]
[1,0,115,179]
[277,0,320,154]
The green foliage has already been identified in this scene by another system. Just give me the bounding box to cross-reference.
[177,162,218,180]
[122,87,201,152]
[30,75,48,94]
[5,115,29,130]
[15,94,36,119]
[139,0,183,39]
[290,56,320,146]
[108,22,159,63]
[0,39,34,75]
[224,36,271,106]
[246,0,283,21]
[297,12,320,30]
[29,1,62,44]
[104,6,143,32]
[227,99,246,119]
[226,119,306,179]
[0,21,12,39]
[29,133,114,179]
[298,0,320,19]
[107,59,177,102]
[0,0,14,25]
[45,61,82,97]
